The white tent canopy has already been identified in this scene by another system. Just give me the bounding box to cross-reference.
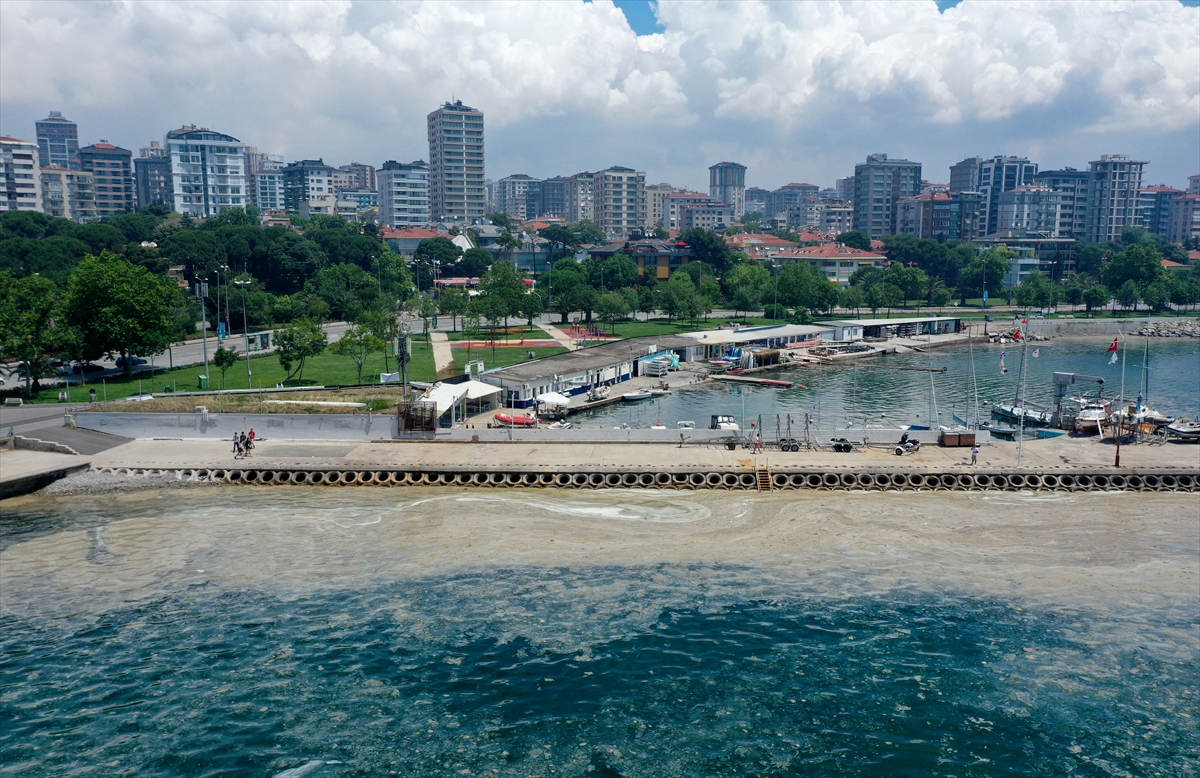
[534,391,571,407]
[417,380,503,416]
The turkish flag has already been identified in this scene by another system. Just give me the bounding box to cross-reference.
[1106,337,1119,353]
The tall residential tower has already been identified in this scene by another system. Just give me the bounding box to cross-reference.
[35,111,79,170]
[708,161,746,218]
[427,100,485,223]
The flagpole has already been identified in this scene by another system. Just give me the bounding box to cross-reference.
[1119,329,1127,408]
[1017,329,1028,468]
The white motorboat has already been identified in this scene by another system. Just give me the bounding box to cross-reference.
[709,414,740,431]
[1072,398,1111,435]
[1166,418,1200,440]
[587,385,611,401]
[622,391,653,402]
[992,402,1052,426]
[1110,403,1174,428]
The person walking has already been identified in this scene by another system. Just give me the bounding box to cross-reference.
[753,432,762,453]
[970,443,979,465]
[232,432,242,460]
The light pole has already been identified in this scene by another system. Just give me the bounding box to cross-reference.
[235,279,252,389]
[196,280,210,383]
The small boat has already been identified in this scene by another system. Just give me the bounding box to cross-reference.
[547,421,572,430]
[622,391,653,402]
[986,423,1019,440]
[1110,403,1175,428]
[1166,418,1200,439]
[1072,399,1111,435]
[494,413,537,427]
[992,402,1052,426]
[587,385,611,401]
[650,388,671,396]
[709,414,739,431]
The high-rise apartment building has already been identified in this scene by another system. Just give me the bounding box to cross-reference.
[765,183,820,217]
[340,163,376,192]
[977,156,1038,236]
[40,167,96,222]
[564,172,594,223]
[851,154,922,238]
[1031,168,1088,238]
[78,142,134,217]
[1189,174,1200,195]
[996,186,1059,235]
[0,136,42,213]
[282,159,334,215]
[427,100,485,222]
[540,176,568,219]
[833,178,854,203]
[134,141,172,209]
[820,204,854,234]
[681,203,733,231]
[1084,154,1146,243]
[378,160,429,229]
[1168,194,1200,243]
[1137,186,1182,238]
[897,191,982,241]
[948,157,983,193]
[709,162,746,218]
[250,167,285,212]
[592,167,646,236]
[494,174,542,220]
[35,111,79,170]
[164,126,247,218]
[662,192,713,231]
[645,183,679,229]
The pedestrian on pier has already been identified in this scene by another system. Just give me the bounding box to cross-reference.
[970,444,979,465]
[753,432,762,453]
[232,432,244,460]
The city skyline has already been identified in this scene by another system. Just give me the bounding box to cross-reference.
[1,1,1196,192]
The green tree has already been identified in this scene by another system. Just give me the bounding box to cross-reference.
[678,228,735,273]
[460,247,493,278]
[486,212,515,231]
[587,253,638,291]
[836,230,871,251]
[661,271,696,321]
[479,259,526,327]
[411,292,437,333]
[309,262,378,321]
[274,317,327,383]
[160,230,227,280]
[1101,245,1163,293]
[438,289,470,331]
[841,284,864,316]
[1082,284,1110,313]
[958,248,1012,304]
[0,272,61,395]
[596,291,632,335]
[538,257,590,322]
[518,290,545,327]
[64,252,182,374]
[1115,280,1141,314]
[212,345,240,389]
[331,325,386,384]
[413,237,463,291]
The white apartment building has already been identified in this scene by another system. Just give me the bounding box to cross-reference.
[378,159,429,228]
[592,167,646,237]
[427,100,485,222]
[682,202,733,231]
[494,174,541,220]
[820,204,853,234]
[997,186,1060,235]
[977,156,1038,236]
[0,136,42,212]
[165,126,247,217]
[251,169,285,212]
[1085,154,1146,243]
[662,192,714,231]
[645,183,679,229]
[40,166,96,222]
[565,172,594,223]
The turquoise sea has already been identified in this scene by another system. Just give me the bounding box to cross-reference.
[581,337,1200,430]
[1,488,1196,776]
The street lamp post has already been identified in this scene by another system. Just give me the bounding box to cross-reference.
[235,279,252,389]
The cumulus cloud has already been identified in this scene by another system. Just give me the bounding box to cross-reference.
[0,0,1195,187]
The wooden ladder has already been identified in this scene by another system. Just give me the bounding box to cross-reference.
[756,465,772,492]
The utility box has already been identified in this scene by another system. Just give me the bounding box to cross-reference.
[939,431,975,447]
[198,375,210,390]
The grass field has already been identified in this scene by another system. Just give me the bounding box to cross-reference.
[449,345,568,371]
[20,338,439,404]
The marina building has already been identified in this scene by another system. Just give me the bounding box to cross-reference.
[481,335,700,408]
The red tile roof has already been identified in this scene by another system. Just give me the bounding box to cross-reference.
[1188,250,1200,262]
[379,226,441,239]
[727,232,798,247]
[0,135,33,143]
[783,243,886,260]
[1162,259,1184,268]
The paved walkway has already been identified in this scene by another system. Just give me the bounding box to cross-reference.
[428,331,456,376]
[541,325,579,351]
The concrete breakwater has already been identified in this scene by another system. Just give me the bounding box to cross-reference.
[87,464,1198,493]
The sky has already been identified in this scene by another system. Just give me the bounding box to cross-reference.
[1,0,1197,193]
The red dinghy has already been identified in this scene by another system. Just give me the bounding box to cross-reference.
[494,413,538,427]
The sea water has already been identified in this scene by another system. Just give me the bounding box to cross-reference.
[582,337,1200,429]
[1,488,1197,776]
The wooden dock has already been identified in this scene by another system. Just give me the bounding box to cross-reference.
[710,375,793,388]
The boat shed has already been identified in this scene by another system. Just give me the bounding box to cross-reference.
[826,316,963,340]
[480,335,700,408]
[680,323,834,360]
[415,380,504,427]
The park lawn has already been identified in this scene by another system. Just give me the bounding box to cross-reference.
[23,339,439,404]
[449,345,568,371]
[445,324,546,342]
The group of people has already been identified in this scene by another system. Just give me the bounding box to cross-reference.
[233,429,256,459]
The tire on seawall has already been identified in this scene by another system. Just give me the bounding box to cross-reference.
[773,473,791,489]
[840,472,857,488]
[706,473,722,487]
[1109,474,1127,490]
[822,473,840,488]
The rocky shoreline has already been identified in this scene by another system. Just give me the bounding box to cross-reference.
[42,469,224,496]
[1131,320,1200,338]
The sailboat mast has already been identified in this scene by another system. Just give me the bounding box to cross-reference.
[970,321,981,429]
[1017,331,1029,467]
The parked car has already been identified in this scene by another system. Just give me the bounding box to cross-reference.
[115,356,148,369]
[72,362,106,374]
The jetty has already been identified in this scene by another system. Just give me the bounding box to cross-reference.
[710,375,793,388]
